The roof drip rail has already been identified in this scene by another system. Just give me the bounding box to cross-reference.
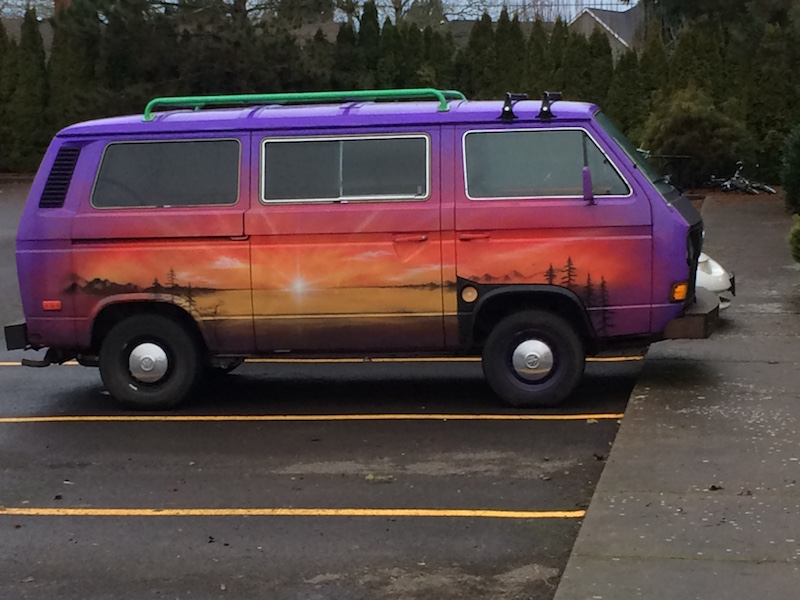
[537,91,563,121]
[142,88,468,121]
[499,92,528,123]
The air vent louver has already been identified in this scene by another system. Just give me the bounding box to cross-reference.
[39,146,81,208]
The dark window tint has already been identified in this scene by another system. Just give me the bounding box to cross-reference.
[342,138,427,197]
[92,140,240,208]
[465,130,628,198]
[263,140,339,200]
[263,136,428,202]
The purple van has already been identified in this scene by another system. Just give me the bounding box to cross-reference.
[4,89,718,409]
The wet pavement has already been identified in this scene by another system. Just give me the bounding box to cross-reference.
[0,179,636,599]
[555,193,800,599]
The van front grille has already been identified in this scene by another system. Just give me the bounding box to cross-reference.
[39,146,81,209]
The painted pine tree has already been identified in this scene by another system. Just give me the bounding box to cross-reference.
[599,276,612,334]
[560,257,577,291]
[166,268,177,288]
[584,273,596,307]
[544,264,557,285]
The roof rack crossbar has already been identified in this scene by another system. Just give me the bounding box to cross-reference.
[143,88,467,121]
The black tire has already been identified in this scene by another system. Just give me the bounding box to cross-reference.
[482,310,585,408]
[99,314,201,410]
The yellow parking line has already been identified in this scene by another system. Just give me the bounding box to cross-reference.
[0,356,643,368]
[0,506,585,519]
[0,413,623,424]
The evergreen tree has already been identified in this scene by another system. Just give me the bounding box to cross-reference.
[641,84,755,187]
[746,23,795,182]
[493,9,524,95]
[263,25,305,93]
[604,49,647,142]
[358,1,381,76]
[99,0,152,93]
[525,17,550,99]
[421,26,455,89]
[399,21,424,87]
[587,27,613,107]
[332,22,362,90]
[0,21,14,172]
[460,13,495,99]
[639,21,668,101]
[560,31,592,100]
[47,0,103,132]
[301,29,335,90]
[377,18,401,88]
[8,8,49,172]
[548,17,569,91]
[667,22,725,99]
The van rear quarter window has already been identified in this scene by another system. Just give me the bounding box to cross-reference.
[92,139,240,208]
[262,135,428,202]
[464,129,629,199]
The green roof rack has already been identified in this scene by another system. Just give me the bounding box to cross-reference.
[143,88,467,121]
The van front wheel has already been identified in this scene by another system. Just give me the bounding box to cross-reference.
[482,311,585,408]
[99,314,200,410]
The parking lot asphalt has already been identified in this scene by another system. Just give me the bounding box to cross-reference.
[554,193,800,599]
[0,180,638,600]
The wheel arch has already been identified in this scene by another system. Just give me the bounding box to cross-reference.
[91,300,208,357]
[468,286,597,352]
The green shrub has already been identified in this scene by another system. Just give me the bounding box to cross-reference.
[789,215,800,263]
[641,85,755,189]
[782,125,800,214]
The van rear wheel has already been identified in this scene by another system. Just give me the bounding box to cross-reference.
[99,314,200,410]
[482,310,585,408]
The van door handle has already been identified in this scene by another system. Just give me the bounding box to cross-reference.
[394,234,428,243]
[230,235,249,241]
[459,233,490,241]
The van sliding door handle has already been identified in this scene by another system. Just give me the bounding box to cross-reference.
[459,233,490,241]
[230,235,249,241]
[394,234,428,243]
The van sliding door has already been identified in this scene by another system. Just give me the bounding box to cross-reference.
[247,129,444,353]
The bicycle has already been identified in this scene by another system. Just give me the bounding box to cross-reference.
[705,161,777,195]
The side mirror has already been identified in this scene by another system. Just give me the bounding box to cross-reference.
[582,166,595,205]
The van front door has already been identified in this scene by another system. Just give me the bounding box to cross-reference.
[455,124,653,339]
[247,130,444,353]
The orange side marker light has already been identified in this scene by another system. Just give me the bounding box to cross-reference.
[42,300,62,311]
[670,282,689,303]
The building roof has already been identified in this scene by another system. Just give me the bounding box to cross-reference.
[569,3,644,48]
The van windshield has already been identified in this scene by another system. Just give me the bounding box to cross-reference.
[594,111,671,193]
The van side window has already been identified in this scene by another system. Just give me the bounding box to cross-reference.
[464,130,629,199]
[262,135,429,203]
[92,140,240,208]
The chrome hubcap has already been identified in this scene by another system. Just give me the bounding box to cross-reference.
[512,340,554,382]
[129,343,168,383]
